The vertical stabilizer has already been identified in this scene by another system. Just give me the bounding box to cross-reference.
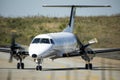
[43,5,111,33]
[63,6,76,33]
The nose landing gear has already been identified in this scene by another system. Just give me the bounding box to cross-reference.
[36,65,42,70]
[35,58,43,71]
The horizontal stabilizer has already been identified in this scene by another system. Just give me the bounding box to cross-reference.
[43,5,111,8]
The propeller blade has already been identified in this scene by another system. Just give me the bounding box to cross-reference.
[9,31,16,63]
[75,35,95,55]
[88,38,98,44]
[75,35,84,48]
[9,52,13,63]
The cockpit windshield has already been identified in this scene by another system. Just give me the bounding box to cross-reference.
[32,38,54,44]
[32,38,40,43]
[40,38,49,44]
[32,38,55,44]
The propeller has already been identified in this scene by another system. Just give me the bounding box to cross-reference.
[9,30,27,62]
[9,30,17,63]
[75,35,98,63]
[75,35,98,54]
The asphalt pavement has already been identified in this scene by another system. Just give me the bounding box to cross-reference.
[0,52,120,80]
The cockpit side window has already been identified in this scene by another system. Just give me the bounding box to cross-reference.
[32,38,40,43]
[40,38,50,44]
[50,39,55,44]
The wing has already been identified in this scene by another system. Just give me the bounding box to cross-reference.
[0,47,10,53]
[0,46,29,55]
[54,48,120,58]
[93,48,120,54]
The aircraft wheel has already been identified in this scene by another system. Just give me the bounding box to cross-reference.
[36,66,42,71]
[36,66,39,70]
[85,63,93,70]
[85,64,88,69]
[21,63,24,69]
[17,63,20,69]
[89,63,92,70]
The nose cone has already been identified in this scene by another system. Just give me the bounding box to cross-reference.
[32,54,37,58]
[29,44,52,58]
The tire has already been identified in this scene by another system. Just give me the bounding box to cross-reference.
[89,63,92,70]
[17,63,20,69]
[36,66,39,70]
[21,63,24,69]
[85,64,88,69]
[85,63,93,70]
[39,66,42,71]
[36,66,42,71]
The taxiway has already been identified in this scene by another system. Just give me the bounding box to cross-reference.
[0,52,120,80]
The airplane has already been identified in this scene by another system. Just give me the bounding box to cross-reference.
[0,5,120,70]
[29,5,120,70]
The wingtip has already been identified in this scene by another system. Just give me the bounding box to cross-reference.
[107,5,111,7]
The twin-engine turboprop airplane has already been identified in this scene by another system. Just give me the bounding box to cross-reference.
[29,5,120,70]
[0,5,120,70]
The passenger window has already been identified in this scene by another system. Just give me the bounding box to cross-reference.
[50,39,55,44]
[40,38,50,44]
[32,38,40,43]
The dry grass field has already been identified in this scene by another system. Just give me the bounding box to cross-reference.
[0,15,120,47]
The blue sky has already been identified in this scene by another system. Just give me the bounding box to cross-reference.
[0,0,120,17]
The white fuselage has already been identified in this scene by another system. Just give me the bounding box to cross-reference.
[29,32,77,59]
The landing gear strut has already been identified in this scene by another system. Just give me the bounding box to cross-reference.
[81,54,94,70]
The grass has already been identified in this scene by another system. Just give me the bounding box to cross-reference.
[0,15,120,48]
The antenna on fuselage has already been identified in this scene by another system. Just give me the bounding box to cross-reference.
[43,5,111,33]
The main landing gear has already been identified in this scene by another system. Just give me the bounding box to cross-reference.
[85,63,93,70]
[81,54,94,70]
[17,58,24,69]
[17,62,24,69]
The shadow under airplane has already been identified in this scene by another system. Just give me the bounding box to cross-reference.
[0,66,120,71]
[25,66,120,71]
